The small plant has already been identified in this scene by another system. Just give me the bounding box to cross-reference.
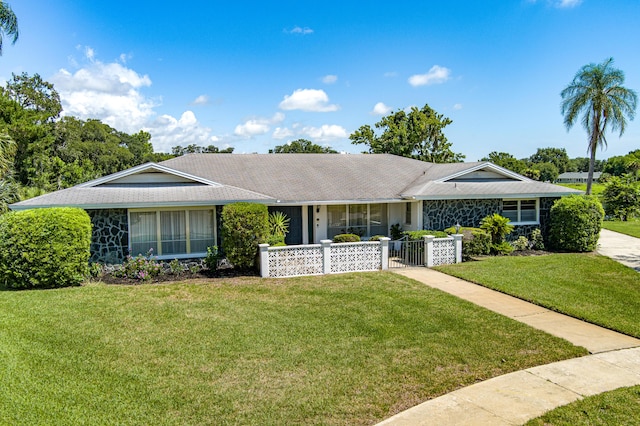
[530,228,545,250]
[390,223,403,240]
[480,214,514,245]
[189,264,201,275]
[268,211,290,239]
[368,235,386,241]
[333,233,360,243]
[204,246,220,271]
[88,262,104,278]
[168,258,184,276]
[512,236,530,251]
[492,241,514,255]
[115,249,164,281]
[404,230,449,239]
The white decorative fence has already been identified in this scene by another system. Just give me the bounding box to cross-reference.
[259,234,462,278]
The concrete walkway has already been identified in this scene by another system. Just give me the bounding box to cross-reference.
[597,228,640,271]
[376,268,640,425]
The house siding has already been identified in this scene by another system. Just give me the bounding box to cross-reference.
[88,209,129,263]
[422,197,559,240]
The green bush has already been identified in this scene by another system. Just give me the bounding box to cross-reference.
[221,203,270,270]
[0,207,92,289]
[602,176,640,221]
[113,250,164,281]
[459,228,491,259]
[368,235,386,241]
[549,195,604,252]
[333,233,361,243]
[492,241,514,255]
[530,228,545,250]
[204,246,220,271]
[480,214,514,245]
[404,230,448,239]
[512,236,530,251]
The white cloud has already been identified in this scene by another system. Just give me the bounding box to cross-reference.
[191,95,210,105]
[272,127,295,140]
[285,26,314,35]
[371,102,392,115]
[144,111,220,153]
[322,74,337,84]
[408,65,451,87]
[234,113,285,138]
[299,124,348,141]
[279,89,339,112]
[51,48,224,153]
[453,103,463,110]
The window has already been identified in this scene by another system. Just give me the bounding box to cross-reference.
[130,209,215,258]
[327,204,388,239]
[405,202,412,225]
[502,199,538,224]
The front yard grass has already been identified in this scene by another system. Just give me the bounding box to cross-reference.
[602,220,640,238]
[437,253,640,338]
[0,272,586,425]
[526,385,640,425]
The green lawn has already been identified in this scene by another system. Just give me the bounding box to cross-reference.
[437,253,640,338]
[556,182,605,195]
[0,272,586,425]
[526,385,640,425]
[602,220,640,238]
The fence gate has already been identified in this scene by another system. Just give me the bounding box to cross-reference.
[388,239,424,268]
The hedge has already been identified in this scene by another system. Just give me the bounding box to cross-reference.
[549,195,604,252]
[0,207,92,289]
[221,203,270,270]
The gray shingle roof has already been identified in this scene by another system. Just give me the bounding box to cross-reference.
[11,184,273,210]
[160,153,434,202]
[11,154,581,210]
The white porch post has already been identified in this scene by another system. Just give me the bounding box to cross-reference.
[424,235,435,267]
[259,244,270,278]
[453,234,463,264]
[321,239,332,274]
[380,237,390,270]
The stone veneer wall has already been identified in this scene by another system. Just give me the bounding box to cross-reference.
[423,197,560,240]
[88,209,129,263]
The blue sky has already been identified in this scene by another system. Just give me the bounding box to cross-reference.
[2,0,639,160]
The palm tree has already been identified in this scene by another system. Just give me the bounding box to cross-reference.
[0,1,18,55]
[561,58,637,194]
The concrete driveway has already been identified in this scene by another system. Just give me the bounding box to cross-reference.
[597,229,640,271]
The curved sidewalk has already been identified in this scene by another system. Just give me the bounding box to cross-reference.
[377,268,640,426]
[597,228,640,271]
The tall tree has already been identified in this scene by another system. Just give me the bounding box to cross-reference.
[561,58,637,194]
[529,147,571,174]
[350,104,464,163]
[0,1,18,56]
[270,138,337,153]
[481,151,526,174]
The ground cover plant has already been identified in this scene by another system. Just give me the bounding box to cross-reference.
[0,272,585,425]
[526,385,640,425]
[602,219,640,238]
[437,253,640,338]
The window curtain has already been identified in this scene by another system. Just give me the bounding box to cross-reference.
[369,203,388,236]
[327,205,346,239]
[130,212,158,256]
[161,211,186,255]
[189,210,214,253]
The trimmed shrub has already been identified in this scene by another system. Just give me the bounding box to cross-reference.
[549,195,604,252]
[602,176,640,221]
[0,207,92,289]
[458,228,491,259]
[404,230,448,239]
[368,235,386,241]
[221,203,270,270]
[492,241,514,255]
[333,233,360,243]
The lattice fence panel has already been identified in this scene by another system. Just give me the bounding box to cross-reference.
[431,238,456,266]
[267,246,323,278]
[330,242,381,274]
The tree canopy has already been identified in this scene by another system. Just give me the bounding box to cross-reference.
[269,139,337,153]
[350,104,464,163]
[561,58,637,194]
